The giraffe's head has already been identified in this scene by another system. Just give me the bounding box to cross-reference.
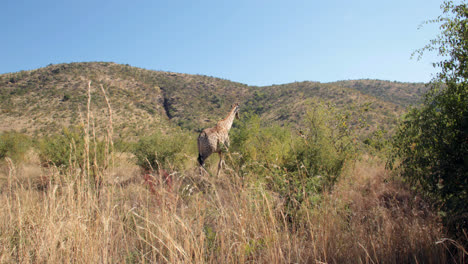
[233,103,240,119]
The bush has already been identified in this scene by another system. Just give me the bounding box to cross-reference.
[363,128,391,156]
[287,105,354,181]
[392,90,468,238]
[229,104,359,221]
[133,130,194,171]
[282,104,358,216]
[230,114,293,174]
[0,131,31,163]
[39,126,107,170]
[391,0,468,240]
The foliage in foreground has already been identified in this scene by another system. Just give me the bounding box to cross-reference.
[1,155,464,263]
[132,129,195,171]
[0,94,465,263]
[228,103,363,220]
[38,126,108,169]
[0,131,31,163]
[392,0,468,239]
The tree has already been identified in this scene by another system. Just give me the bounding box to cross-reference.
[392,1,468,239]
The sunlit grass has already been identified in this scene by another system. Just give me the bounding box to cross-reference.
[1,154,465,263]
[0,80,465,263]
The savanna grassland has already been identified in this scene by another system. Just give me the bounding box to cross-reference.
[0,63,465,263]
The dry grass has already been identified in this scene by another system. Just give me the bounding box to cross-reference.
[0,80,465,263]
[309,157,453,263]
[0,154,465,263]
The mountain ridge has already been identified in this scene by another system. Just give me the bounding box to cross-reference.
[0,62,428,138]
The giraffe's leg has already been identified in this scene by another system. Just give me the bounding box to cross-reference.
[221,159,225,168]
[199,161,209,176]
[216,152,223,177]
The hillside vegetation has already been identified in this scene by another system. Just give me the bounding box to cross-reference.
[0,62,427,137]
[1,62,465,263]
[0,101,462,263]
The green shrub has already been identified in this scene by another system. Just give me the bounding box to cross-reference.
[39,126,107,170]
[280,103,357,216]
[230,114,293,174]
[0,131,31,162]
[230,104,358,221]
[133,130,194,171]
[391,0,468,240]
[363,128,391,155]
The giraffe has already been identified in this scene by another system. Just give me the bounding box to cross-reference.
[198,103,240,177]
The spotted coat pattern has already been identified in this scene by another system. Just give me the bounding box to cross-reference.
[197,103,239,176]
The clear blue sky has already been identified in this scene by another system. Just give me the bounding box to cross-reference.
[1,0,443,86]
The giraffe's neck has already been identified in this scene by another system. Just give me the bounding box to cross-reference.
[217,106,237,131]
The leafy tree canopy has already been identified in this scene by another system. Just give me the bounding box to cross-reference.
[393,0,468,239]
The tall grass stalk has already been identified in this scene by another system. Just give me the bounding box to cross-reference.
[1,156,466,262]
[0,82,465,263]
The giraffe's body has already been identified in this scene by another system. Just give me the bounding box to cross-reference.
[198,103,239,176]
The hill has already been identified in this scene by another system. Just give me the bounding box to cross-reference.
[334,79,428,107]
[2,63,465,263]
[0,62,428,138]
